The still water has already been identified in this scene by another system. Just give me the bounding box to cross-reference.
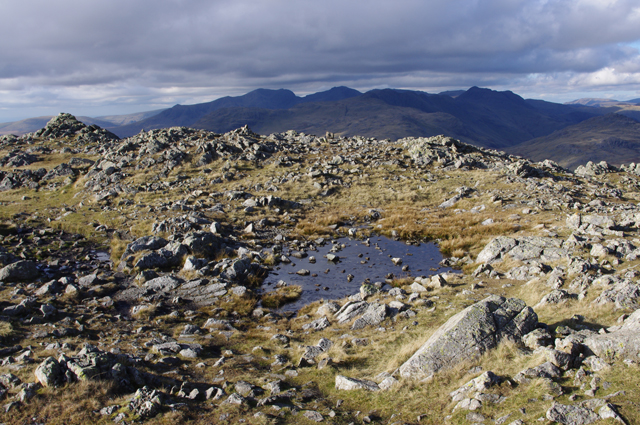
[262,235,454,311]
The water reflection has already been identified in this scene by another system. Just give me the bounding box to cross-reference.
[262,235,455,311]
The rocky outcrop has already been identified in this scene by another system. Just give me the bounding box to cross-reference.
[584,308,640,361]
[476,236,565,264]
[399,296,537,379]
[546,399,625,424]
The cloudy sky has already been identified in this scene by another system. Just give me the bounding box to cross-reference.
[2,0,640,122]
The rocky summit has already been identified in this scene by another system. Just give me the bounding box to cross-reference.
[0,113,640,424]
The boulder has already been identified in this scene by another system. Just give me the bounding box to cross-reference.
[450,371,500,402]
[334,301,369,324]
[476,236,565,264]
[476,236,518,264]
[302,316,331,332]
[121,236,168,260]
[182,231,222,257]
[34,357,63,387]
[535,289,577,308]
[584,308,640,361]
[399,296,537,379]
[593,281,640,310]
[144,275,182,292]
[335,375,380,391]
[351,303,388,330]
[134,252,168,270]
[301,338,333,362]
[546,400,624,425]
[0,260,39,282]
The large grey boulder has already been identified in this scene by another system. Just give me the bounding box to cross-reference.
[134,252,169,270]
[144,275,183,292]
[593,280,640,310]
[0,260,39,282]
[220,258,251,280]
[476,236,518,264]
[546,402,601,425]
[584,308,640,361]
[158,242,189,267]
[120,236,168,261]
[34,357,63,387]
[398,296,537,379]
[334,301,369,324]
[182,231,222,257]
[546,399,625,425]
[351,303,388,330]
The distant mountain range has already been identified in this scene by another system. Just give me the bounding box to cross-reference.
[111,86,616,150]
[566,98,640,107]
[3,86,640,169]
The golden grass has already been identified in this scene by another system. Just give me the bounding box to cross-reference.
[109,235,129,264]
[131,304,158,320]
[261,285,302,309]
[0,321,13,338]
[4,380,116,425]
[3,131,640,424]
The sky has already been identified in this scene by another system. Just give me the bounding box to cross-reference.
[2,0,640,122]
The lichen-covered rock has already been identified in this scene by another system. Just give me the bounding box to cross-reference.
[302,316,331,331]
[34,357,63,387]
[399,296,537,379]
[128,386,165,418]
[351,303,388,330]
[182,231,222,257]
[450,371,500,402]
[593,280,640,310]
[584,308,640,361]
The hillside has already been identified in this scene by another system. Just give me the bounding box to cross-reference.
[507,113,640,170]
[2,114,640,424]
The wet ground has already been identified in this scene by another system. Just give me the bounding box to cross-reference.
[262,235,455,311]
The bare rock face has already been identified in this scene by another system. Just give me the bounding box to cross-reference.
[398,296,537,379]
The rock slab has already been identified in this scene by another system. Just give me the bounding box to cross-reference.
[399,296,537,379]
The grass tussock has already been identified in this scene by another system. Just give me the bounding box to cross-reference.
[0,321,13,338]
[131,304,158,320]
[221,294,258,316]
[5,379,116,425]
[261,285,302,309]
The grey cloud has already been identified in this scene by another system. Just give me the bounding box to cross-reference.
[2,0,640,120]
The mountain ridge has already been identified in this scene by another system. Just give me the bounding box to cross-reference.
[506,113,640,170]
